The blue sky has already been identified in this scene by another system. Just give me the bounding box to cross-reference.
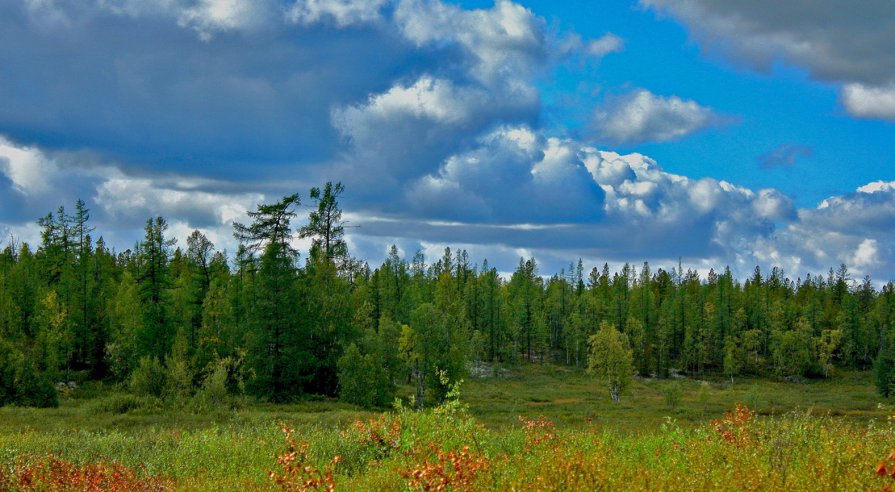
[1,0,894,282]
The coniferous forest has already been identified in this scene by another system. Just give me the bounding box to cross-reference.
[2,182,895,411]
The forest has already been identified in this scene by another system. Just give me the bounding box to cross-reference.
[2,181,895,411]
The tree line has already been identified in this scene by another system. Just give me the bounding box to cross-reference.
[2,183,895,409]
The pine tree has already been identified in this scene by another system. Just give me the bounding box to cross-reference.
[300,182,348,264]
[136,217,176,361]
[234,195,303,401]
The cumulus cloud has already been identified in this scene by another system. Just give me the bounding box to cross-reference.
[841,83,895,120]
[0,136,262,254]
[585,33,624,59]
[320,0,568,200]
[286,0,388,27]
[331,74,539,190]
[4,0,895,283]
[592,89,725,145]
[335,76,488,127]
[177,0,276,40]
[26,0,278,39]
[394,0,548,87]
[351,128,802,272]
[743,180,895,279]
[5,128,895,282]
[406,127,604,224]
[95,174,262,228]
[0,1,418,172]
[642,0,895,121]
[758,144,813,169]
[0,137,56,195]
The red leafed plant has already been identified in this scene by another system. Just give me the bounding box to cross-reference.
[0,453,171,491]
[270,425,341,492]
[343,414,402,456]
[875,449,895,491]
[400,443,489,492]
[710,403,755,447]
[518,415,560,450]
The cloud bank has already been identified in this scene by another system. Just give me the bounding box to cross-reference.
[0,0,892,283]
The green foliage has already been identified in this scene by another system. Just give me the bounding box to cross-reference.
[136,216,176,361]
[106,271,142,381]
[771,322,813,378]
[32,290,73,382]
[744,384,762,409]
[663,380,682,410]
[587,322,634,402]
[337,343,392,408]
[14,361,58,408]
[874,342,895,397]
[0,339,21,406]
[723,336,743,381]
[85,392,160,414]
[129,356,167,398]
[0,340,58,408]
[164,353,193,402]
[5,192,895,410]
[403,303,470,408]
[300,181,348,263]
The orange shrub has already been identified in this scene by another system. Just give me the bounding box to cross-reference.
[400,444,489,492]
[343,414,402,456]
[270,426,341,492]
[710,404,755,447]
[0,454,171,491]
[518,416,559,450]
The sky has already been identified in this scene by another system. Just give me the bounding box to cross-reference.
[1,0,894,282]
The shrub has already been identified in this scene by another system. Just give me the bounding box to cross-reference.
[337,344,392,408]
[192,359,230,413]
[270,425,341,491]
[0,339,23,406]
[663,381,682,410]
[86,393,159,415]
[129,357,166,398]
[711,403,755,447]
[400,444,489,492]
[163,355,192,402]
[15,361,58,408]
[0,454,172,491]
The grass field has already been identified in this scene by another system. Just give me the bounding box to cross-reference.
[1,366,893,490]
[462,365,889,430]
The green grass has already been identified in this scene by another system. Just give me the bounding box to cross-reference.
[0,366,892,490]
[461,365,889,431]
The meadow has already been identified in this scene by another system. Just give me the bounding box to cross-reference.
[1,366,894,491]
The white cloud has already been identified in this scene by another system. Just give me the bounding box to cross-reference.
[286,0,388,26]
[4,131,895,283]
[593,89,724,144]
[586,33,623,59]
[0,138,56,195]
[841,83,895,120]
[177,0,272,40]
[858,180,895,194]
[95,174,262,229]
[753,189,795,220]
[406,126,604,224]
[334,76,483,127]
[852,239,879,269]
[394,0,547,87]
